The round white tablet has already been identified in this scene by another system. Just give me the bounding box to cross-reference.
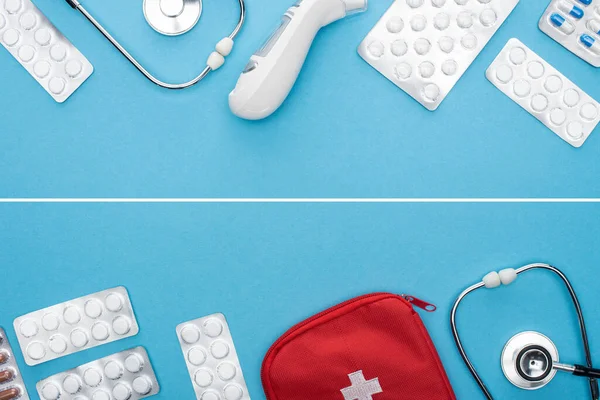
[3,29,20,47]
[104,360,124,380]
[513,79,531,98]
[580,103,598,121]
[203,319,223,337]
[544,75,563,93]
[181,325,201,344]
[70,328,89,348]
[550,108,567,125]
[419,61,435,78]
[495,65,513,83]
[41,383,60,400]
[48,335,68,354]
[50,44,67,62]
[188,347,207,366]
[461,33,477,50]
[422,83,441,102]
[394,62,412,80]
[85,300,103,318]
[434,12,450,30]
[42,313,60,331]
[386,16,404,33]
[563,89,580,107]
[527,61,545,79]
[64,306,82,325]
[20,12,36,30]
[407,0,424,8]
[5,0,21,14]
[509,47,527,65]
[105,293,123,312]
[34,28,51,46]
[438,36,454,53]
[432,0,446,7]
[567,121,584,140]
[414,37,431,55]
[410,15,427,31]
[391,40,408,57]
[224,385,244,400]
[217,362,237,381]
[48,77,66,95]
[33,61,51,78]
[91,322,110,341]
[194,369,214,387]
[65,60,83,78]
[20,319,39,337]
[210,341,230,359]
[132,376,152,395]
[442,59,457,76]
[480,9,497,26]
[531,94,549,112]
[27,341,46,360]
[84,368,103,387]
[63,374,82,394]
[125,354,144,373]
[367,41,384,58]
[92,390,110,400]
[112,316,131,335]
[457,11,473,28]
[201,391,220,400]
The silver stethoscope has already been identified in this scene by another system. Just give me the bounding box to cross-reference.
[63,0,246,89]
[451,263,599,399]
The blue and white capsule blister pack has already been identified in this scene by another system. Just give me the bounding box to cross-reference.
[14,287,139,366]
[0,0,93,102]
[36,347,160,400]
[487,38,600,147]
[177,313,251,400]
[0,327,30,400]
[539,0,600,67]
[358,0,520,111]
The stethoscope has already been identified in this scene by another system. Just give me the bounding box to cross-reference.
[451,263,599,399]
[63,0,246,89]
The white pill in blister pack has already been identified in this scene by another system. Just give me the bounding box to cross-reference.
[177,313,251,400]
[358,0,520,111]
[0,327,30,400]
[0,0,93,102]
[539,0,600,67]
[486,38,600,147]
[36,347,160,400]
[14,287,139,366]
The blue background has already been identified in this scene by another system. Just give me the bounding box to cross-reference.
[0,203,599,399]
[1,0,600,198]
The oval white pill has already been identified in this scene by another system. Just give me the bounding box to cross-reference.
[92,390,110,400]
[188,347,207,366]
[41,383,61,400]
[407,0,424,8]
[438,36,454,53]
[63,374,82,394]
[544,75,563,93]
[4,0,21,14]
[509,47,527,65]
[217,362,237,381]
[91,322,110,341]
[513,79,531,98]
[125,354,144,373]
[432,0,446,6]
[132,377,152,395]
[42,313,60,331]
[367,41,384,58]
[105,293,123,312]
[550,108,567,125]
[411,15,427,31]
[104,360,124,380]
[48,77,66,95]
[455,0,469,4]
[527,61,545,79]
[194,369,214,387]
[84,368,103,387]
[495,65,513,83]
[394,62,412,80]
[419,61,435,78]
[480,9,497,26]
[48,335,68,354]
[422,83,441,102]
[20,12,36,30]
[33,61,51,78]
[20,319,39,337]
[414,37,431,55]
[0,14,5,29]
[457,11,473,28]
[478,0,492,3]
[461,33,477,50]
[563,89,580,107]
[391,40,408,56]
[50,44,67,62]
[64,306,82,325]
[386,16,404,33]
[3,29,20,47]
[567,121,584,140]
[84,299,103,318]
[434,13,450,30]
[202,391,220,400]
[442,59,457,76]
[211,341,230,359]
[181,325,201,344]
[27,341,46,360]
[224,385,244,400]
[112,316,131,335]
[580,103,598,121]
[531,94,549,112]
[34,28,51,46]
[203,319,223,337]
[70,328,89,348]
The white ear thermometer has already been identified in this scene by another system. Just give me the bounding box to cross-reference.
[229,0,368,120]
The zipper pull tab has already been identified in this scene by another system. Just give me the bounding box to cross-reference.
[402,295,437,312]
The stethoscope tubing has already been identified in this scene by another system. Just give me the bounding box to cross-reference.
[450,263,598,400]
[65,0,246,89]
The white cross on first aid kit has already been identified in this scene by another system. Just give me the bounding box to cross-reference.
[340,371,383,400]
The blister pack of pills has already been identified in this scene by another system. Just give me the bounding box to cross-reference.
[486,38,600,147]
[539,0,600,67]
[177,313,251,400]
[14,287,139,366]
[36,347,160,400]
[358,0,520,111]
[0,327,30,400]
[0,0,93,102]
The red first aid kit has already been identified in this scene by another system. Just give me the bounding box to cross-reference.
[262,293,456,400]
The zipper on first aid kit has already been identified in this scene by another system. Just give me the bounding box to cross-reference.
[401,294,437,312]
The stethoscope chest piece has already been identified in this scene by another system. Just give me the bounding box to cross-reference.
[501,331,559,390]
[143,0,202,36]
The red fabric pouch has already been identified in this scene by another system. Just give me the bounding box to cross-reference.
[262,293,456,400]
